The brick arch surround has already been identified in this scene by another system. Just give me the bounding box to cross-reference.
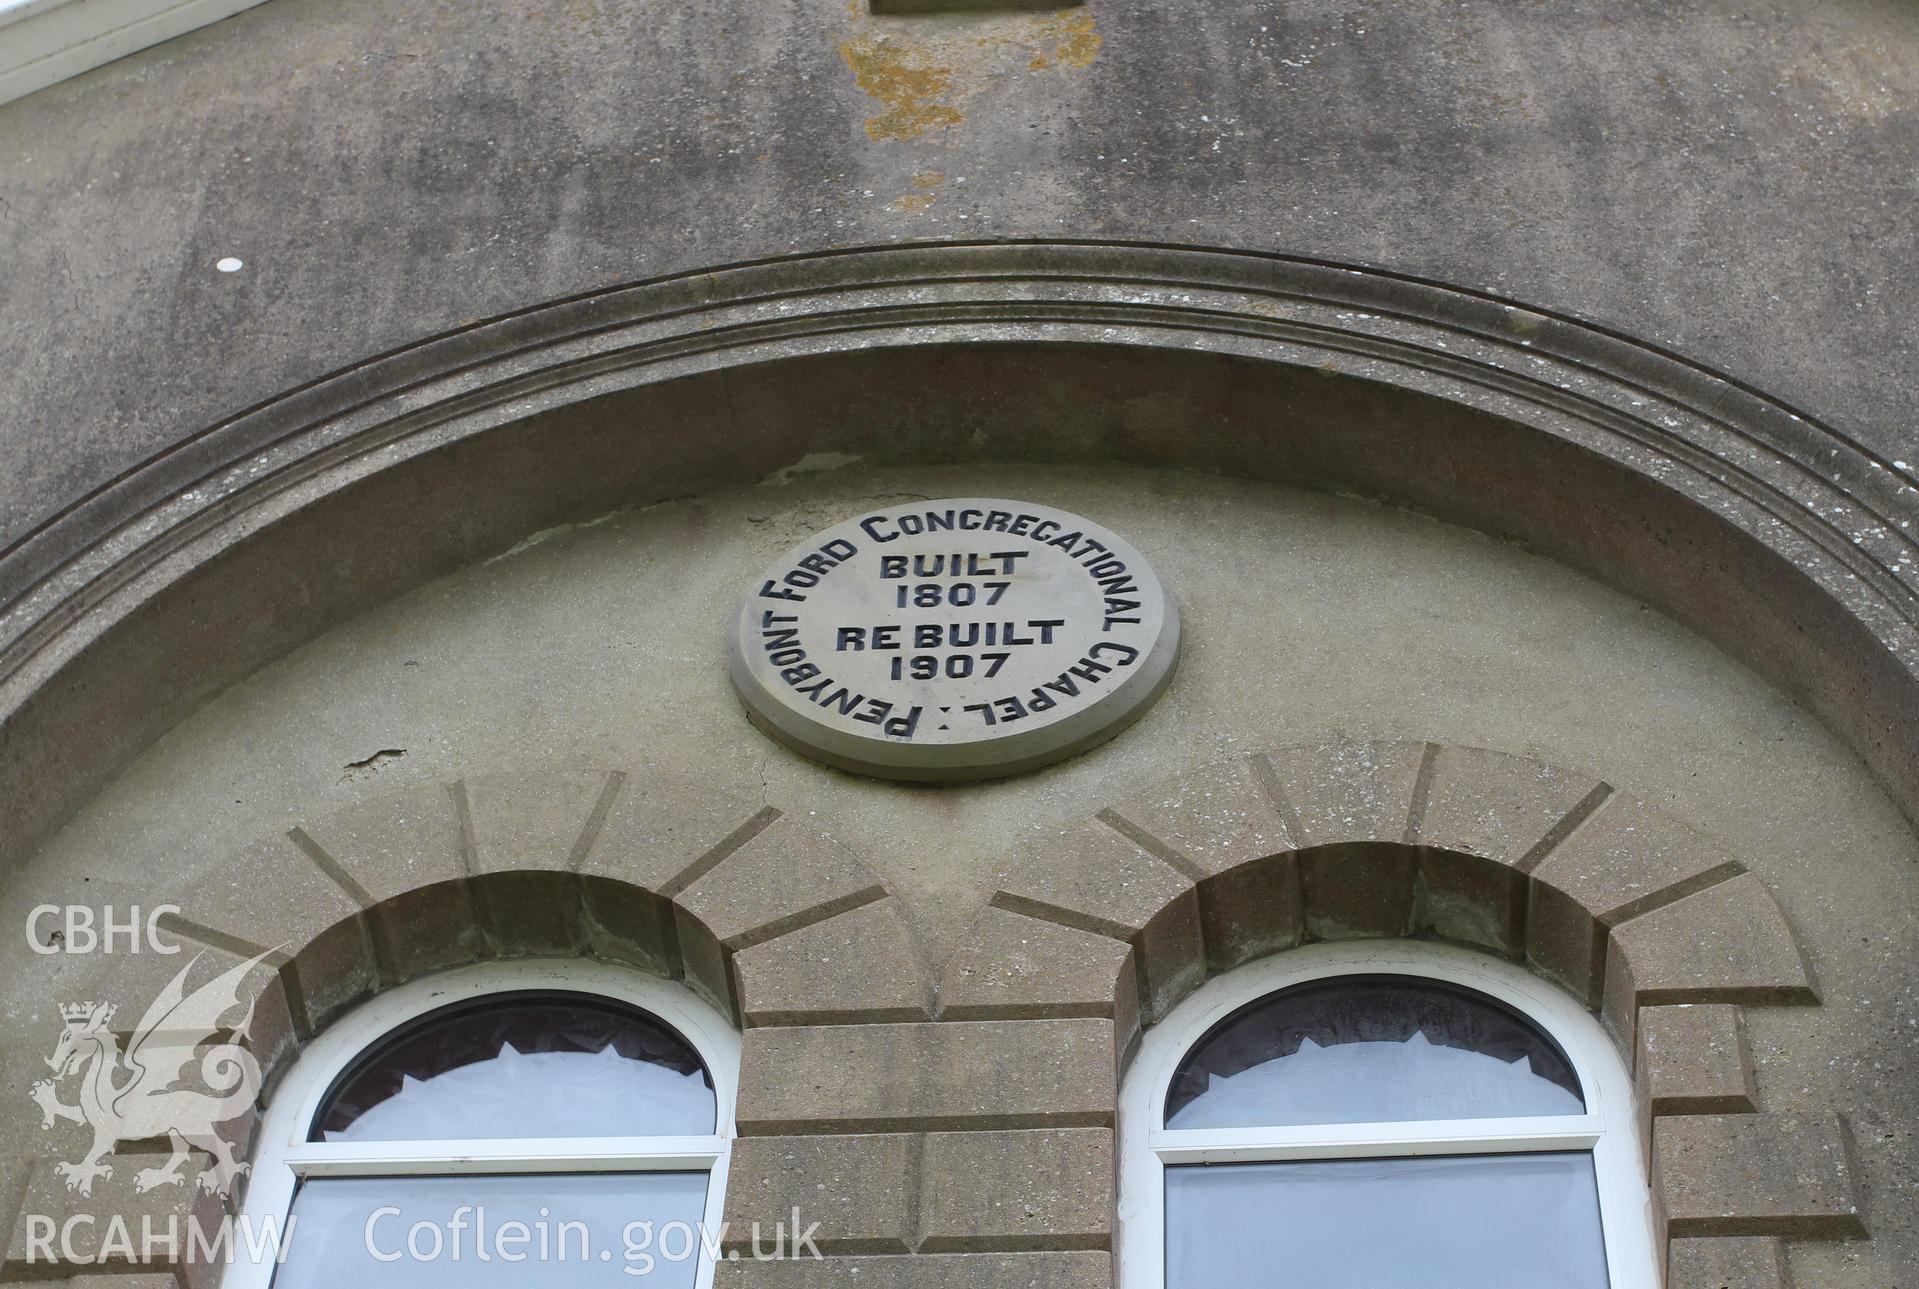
[11,748,1863,1289]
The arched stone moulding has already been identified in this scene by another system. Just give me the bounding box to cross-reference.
[1,766,937,1281]
[1,746,1866,1288]
[974,738,1865,1289]
[1,242,1915,876]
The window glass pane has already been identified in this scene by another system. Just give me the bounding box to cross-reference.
[1165,1152,1608,1289]
[317,993,715,1141]
[272,1172,709,1288]
[1165,976,1583,1129]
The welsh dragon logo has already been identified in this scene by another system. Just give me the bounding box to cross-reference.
[30,949,278,1199]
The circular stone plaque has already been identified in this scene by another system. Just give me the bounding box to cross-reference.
[728,499,1180,782]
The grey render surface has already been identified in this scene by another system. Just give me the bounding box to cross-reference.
[1,3,1916,1288]
[0,0,1915,550]
[9,465,1914,1284]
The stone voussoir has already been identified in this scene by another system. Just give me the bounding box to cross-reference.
[1100,752,1310,983]
[1412,743,1609,870]
[165,831,374,1038]
[575,769,772,896]
[1101,755,1296,879]
[1262,740,1426,944]
[460,772,629,957]
[294,780,481,983]
[1258,739,1425,850]
[1602,873,1816,1056]
[674,813,888,952]
[1526,792,1745,1007]
[1412,745,1609,957]
[578,873,680,978]
[672,812,891,1024]
[993,817,1199,1023]
[460,769,620,874]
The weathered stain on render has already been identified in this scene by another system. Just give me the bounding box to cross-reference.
[839,33,967,141]
[838,6,1101,142]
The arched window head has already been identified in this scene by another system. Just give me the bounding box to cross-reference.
[232,961,738,1289]
[316,992,716,1141]
[1119,942,1657,1289]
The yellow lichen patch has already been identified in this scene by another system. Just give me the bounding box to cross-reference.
[913,170,945,188]
[1036,8,1101,69]
[1009,7,1101,72]
[839,33,967,141]
[889,191,937,214]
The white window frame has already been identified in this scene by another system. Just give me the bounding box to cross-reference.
[0,0,274,107]
[228,959,740,1289]
[1116,940,1658,1289]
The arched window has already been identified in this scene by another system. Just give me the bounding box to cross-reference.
[232,960,738,1289]
[1118,941,1656,1289]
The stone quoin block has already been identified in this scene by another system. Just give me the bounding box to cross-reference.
[1602,874,1815,1055]
[722,1134,919,1254]
[295,783,481,982]
[711,1250,1112,1288]
[994,818,1200,1022]
[732,897,933,1026]
[736,1020,1116,1135]
[938,907,1139,1071]
[1637,1005,1757,1116]
[1666,1235,1792,1289]
[1527,795,1744,1006]
[919,1128,1114,1251]
[1655,1113,1865,1238]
